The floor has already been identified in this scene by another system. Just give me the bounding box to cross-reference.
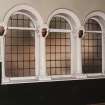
[90,103,105,105]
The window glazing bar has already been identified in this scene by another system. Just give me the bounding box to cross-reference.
[49,29,71,33]
[8,27,36,31]
[85,30,102,33]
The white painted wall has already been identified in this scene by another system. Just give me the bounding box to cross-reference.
[0,0,105,24]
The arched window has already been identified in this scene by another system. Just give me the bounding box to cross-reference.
[5,13,36,77]
[46,15,71,76]
[2,5,43,84]
[46,9,81,79]
[82,18,102,74]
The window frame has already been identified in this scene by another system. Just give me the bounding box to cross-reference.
[1,5,43,84]
[46,9,82,80]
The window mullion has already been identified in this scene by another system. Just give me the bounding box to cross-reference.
[38,30,51,80]
[1,37,10,83]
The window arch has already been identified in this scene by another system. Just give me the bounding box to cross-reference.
[2,5,43,84]
[82,11,105,77]
[46,9,81,79]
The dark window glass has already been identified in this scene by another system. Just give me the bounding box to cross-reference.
[5,14,35,77]
[82,19,102,73]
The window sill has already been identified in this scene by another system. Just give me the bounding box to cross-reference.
[2,73,105,85]
[86,73,105,79]
[49,74,105,81]
[2,76,38,85]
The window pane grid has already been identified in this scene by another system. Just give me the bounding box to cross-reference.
[46,16,71,76]
[82,19,102,73]
[5,14,35,77]
[8,14,34,28]
[46,36,71,75]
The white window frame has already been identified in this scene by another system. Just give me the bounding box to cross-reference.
[45,9,82,80]
[1,5,43,84]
